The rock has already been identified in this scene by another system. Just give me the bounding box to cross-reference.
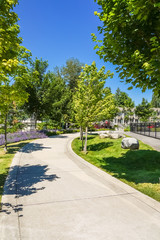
[109,133,121,139]
[99,133,109,139]
[118,133,125,138]
[121,137,139,150]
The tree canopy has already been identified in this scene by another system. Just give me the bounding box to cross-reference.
[72,62,117,152]
[114,87,134,108]
[61,58,83,92]
[135,98,153,122]
[0,0,31,150]
[0,0,31,84]
[151,92,160,108]
[93,0,160,93]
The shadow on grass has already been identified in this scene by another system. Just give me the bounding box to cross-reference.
[0,164,59,216]
[0,141,31,155]
[87,141,113,151]
[101,149,160,184]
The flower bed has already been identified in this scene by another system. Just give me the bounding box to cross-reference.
[0,131,47,146]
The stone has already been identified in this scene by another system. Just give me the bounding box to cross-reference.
[99,133,109,139]
[121,137,139,150]
[118,133,125,138]
[109,133,121,139]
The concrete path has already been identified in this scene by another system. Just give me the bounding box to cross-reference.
[0,133,160,240]
[126,131,160,151]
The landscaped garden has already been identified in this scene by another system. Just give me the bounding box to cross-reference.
[72,134,160,202]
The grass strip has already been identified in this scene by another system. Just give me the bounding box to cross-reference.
[72,135,160,202]
[0,140,32,203]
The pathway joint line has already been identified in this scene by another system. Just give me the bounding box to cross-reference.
[21,192,137,207]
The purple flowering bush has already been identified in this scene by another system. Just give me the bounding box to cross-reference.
[0,131,47,146]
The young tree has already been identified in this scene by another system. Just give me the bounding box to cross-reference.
[135,98,153,122]
[72,62,116,152]
[92,0,160,93]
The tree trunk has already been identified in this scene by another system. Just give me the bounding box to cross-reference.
[80,126,84,150]
[4,114,8,152]
[34,113,37,130]
[83,126,88,153]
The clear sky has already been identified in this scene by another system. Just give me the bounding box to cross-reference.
[15,0,153,106]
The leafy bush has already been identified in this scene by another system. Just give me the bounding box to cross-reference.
[124,126,130,132]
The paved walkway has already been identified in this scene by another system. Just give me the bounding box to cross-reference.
[126,131,160,151]
[0,133,160,240]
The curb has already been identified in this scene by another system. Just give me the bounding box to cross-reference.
[66,134,160,214]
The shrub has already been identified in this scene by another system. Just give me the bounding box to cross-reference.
[124,126,130,132]
[0,131,47,146]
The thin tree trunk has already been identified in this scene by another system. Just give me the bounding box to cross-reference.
[4,114,8,152]
[83,126,88,153]
[80,126,83,140]
[80,126,84,150]
[34,113,37,130]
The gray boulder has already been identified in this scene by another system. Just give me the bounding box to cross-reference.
[109,133,121,139]
[121,137,139,150]
[99,133,109,139]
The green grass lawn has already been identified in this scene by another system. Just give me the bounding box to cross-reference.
[0,140,32,203]
[72,135,160,202]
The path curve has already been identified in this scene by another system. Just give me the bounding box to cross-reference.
[0,133,160,240]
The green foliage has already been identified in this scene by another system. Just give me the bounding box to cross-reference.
[61,58,84,92]
[115,88,134,108]
[22,58,71,126]
[135,98,153,122]
[151,92,160,108]
[72,61,117,151]
[0,0,31,149]
[114,88,134,123]
[124,126,130,132]
[72,135,160,202]
[22,58,49,122]
[0,0,31,85]
[73,62,116,126]
[93,0,160,93]
[43,71,71,124]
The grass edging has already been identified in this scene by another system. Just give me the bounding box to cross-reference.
[0,140,33,204]
[71,135,160,202]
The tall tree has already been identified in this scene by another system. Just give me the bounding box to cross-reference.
[114,88,134,123]
[135,98,153,122]
[114,88,134,108]
[42,72,71,126]
[0,0,31,150]
[93,0,160,93]
[151,92,160,108]
[61,58,83,92]
[72,62,117,152]
[23,58,49,127]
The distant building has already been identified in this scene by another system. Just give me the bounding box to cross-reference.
[112,107,160,126]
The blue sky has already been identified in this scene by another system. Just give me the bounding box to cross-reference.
[15,0,153,105]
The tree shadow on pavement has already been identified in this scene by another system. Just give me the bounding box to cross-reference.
[19,143,52,153]
[0,164,59,216]
[50,135,68,139]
